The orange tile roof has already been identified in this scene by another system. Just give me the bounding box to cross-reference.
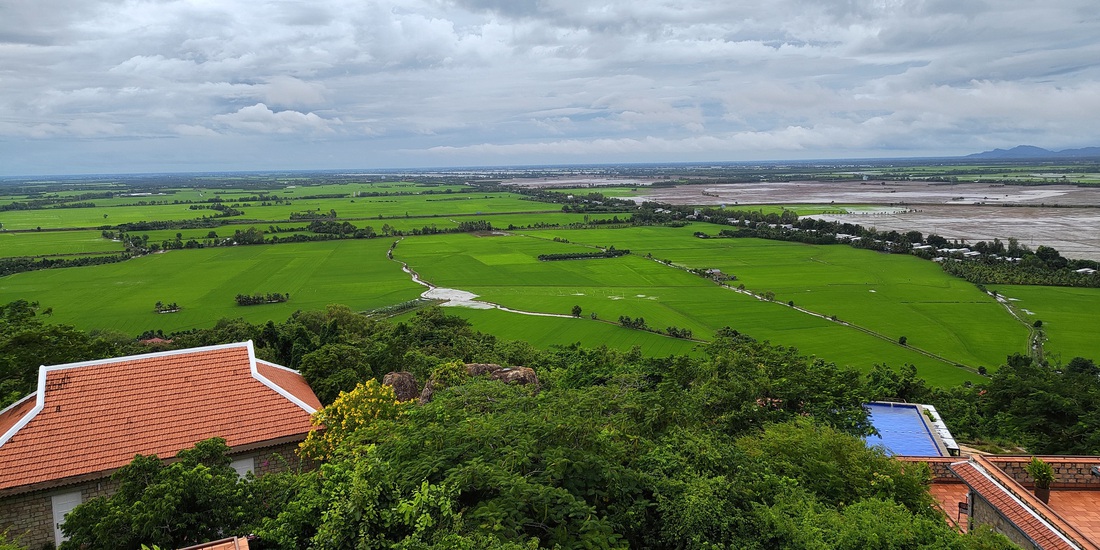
[1048,490,1100,548]
[0,341,319,494]
[950,459,1081,550]
[178,536,251,550]
[928,480,970,533]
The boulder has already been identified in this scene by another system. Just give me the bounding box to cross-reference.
[382,371,419,401]
[417,379,436,405]
[489,366,539,387]
[466,363,503,376]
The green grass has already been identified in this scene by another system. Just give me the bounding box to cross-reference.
[0,230,124,258]
[394,232,982,385]
[432,308,705,357]
[0,240,423,335]
[3,188,1090,386]
[0,191,553,230]
[515,225,1025,371]
[0,204,218,230]
[990,285,1100,364]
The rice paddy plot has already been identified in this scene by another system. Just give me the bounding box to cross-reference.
[439,308,705,357]
[0,230,124,258]
[0,203,224,230]
[0,239,422,335]
[990,285,1100,364]
[395,232,981,386]
[218,193,552,222]
[525,225,1025,370]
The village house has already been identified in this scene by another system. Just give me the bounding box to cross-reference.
[0,341,321,547]
[905,455,1100,550]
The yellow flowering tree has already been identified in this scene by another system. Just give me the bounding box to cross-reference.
[300,379,405,461]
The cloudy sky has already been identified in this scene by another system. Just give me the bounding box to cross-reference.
[2,0,1099,175]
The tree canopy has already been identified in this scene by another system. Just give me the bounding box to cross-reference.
[33,304,1025,549]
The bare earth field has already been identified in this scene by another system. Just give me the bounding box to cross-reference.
[809,207,1100,261]
[637,180,1099,207]
[522,178,1100,261]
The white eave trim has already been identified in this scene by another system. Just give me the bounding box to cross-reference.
[0,341,283,449]
[0,392,40,448]
[247,342,317,414]
[968,460,1081,550]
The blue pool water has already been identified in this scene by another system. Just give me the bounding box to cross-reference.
[865,402,943,456]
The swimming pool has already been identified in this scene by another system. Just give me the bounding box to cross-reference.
[865,402,944,457]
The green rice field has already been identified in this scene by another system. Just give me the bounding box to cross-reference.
[990,285,1100,364]
[0,230,125,258]
[512,225,1026,371]
[393,232,982,385]
[0,239,423,335]
[1,179,1094,386]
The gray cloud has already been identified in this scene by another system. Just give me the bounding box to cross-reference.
[1,0,1099,174]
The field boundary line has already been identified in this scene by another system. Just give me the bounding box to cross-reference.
[637,255,979,373]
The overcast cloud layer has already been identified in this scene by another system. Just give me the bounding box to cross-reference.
[2,0,1099,175]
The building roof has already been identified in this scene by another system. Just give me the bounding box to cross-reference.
[949,458,1096,550]
[0,341,321,495]
[179,536,251,550]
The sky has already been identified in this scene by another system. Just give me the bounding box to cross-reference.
[2,0,1099,175]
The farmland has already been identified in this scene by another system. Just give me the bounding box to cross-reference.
[1,171,1096,386]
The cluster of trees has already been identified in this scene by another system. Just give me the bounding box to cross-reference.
[0,191,114,212]
[289,209,339,220]
[153,301,180,313]
[7,299,1097,546]
[537,247,629,261]
[617,314,648,330]
[864,356,1100,455]
[187,203,244,217]
[941,251,1100,288]
[665,325,694,339]
[234,293,289,306]
[21,305,1015,549]
[306,220,373,237]
[0,300,149,407]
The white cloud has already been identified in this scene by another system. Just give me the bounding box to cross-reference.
[2,0,1100,174]
[212,103,342,134]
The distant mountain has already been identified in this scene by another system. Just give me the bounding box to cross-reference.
[966,145,1100,159]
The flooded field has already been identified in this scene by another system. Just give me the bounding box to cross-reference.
[510,178,1100,260]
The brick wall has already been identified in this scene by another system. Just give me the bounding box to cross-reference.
[897,456,960,481]
[252,442,312,476]
[0,442,310,548]
[970,492,1041,550]
[985,457,1100,489]
[0,482,94,549]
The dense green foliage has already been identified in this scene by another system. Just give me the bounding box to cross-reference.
[868,356,1100,455]
[47,307,1018,549]
[536,248,630,261]
[59,438,302,549]
[0,300,146,406]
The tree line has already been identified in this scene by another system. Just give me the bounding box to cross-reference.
[537,247,630,261]
[234,293,289,306]
[3,304,1014,549]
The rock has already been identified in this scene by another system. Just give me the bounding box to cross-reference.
[382,371,419,402]
[417,379,436,405]
[466,363,503,376]
[489,366,539,387]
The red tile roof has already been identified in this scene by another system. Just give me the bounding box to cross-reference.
[0,341,319,494]
[1048,490,1100,548]
[178,536,251,550]
[950,459,1084,550]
